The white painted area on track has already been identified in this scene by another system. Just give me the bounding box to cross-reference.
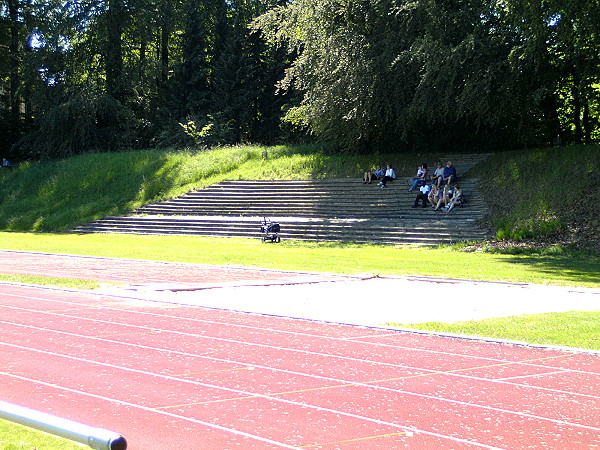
[108,276,600,326]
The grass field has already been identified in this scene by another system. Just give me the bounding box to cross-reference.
[0,273,102,290]
[393,310,600,351]
[1,232,599,288]
[0,419,84,450]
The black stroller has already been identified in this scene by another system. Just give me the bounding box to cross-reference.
[260,217,281,243]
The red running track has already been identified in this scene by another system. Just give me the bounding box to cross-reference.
[1,282,599,449]
[0,250,350,288]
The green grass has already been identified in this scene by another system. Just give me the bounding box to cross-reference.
[391,311,600,351]
[1,232,598,288]
[0,144,443,232]
[0,419,84,450]
[470,143,600,245]
[0,274,102,290]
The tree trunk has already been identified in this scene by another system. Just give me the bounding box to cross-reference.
[571,72,583,143]
[160,26,169,83]
[583,98,591,144]
[8,0,21,126]
[105,0,124,100]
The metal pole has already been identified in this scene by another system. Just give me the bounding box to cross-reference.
[0,400,127,450]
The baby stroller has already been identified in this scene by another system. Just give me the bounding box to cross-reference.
[260,217,281,243]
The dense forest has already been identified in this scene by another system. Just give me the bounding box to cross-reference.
[1,0,599,159]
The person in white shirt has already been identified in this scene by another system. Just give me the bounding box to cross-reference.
[378,164,396,188]
[413,183,432,207]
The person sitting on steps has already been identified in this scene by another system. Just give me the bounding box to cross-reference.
[378,164,396,188]
[409,163,428,191]
[364,165,384,184]
[437,161,457,187]
[434,184,453,210]
[413,183,432,207]
[445,184,464,213]
[430,162,444,185]
[428,184,440,207]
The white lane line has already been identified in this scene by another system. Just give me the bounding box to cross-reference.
[1,324,599,437]
[342,332,402,340]
[0,348,498,449]
[496,370,572,381]
[0,372,300,449]
[2,291,599,376]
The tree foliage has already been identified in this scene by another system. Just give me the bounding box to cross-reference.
[1,0,292,159]
[0,0,598,158]
[254,0,600,152]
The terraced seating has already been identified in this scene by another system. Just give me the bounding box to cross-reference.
[73,154,492,245]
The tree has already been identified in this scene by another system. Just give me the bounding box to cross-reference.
[254,0,600,152]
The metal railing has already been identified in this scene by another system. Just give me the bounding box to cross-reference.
[0,400,127,450]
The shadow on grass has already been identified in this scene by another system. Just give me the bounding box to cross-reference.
[502,254,600,285]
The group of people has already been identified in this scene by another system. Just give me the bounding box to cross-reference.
[363,160,465,212]
[363,164,396,188]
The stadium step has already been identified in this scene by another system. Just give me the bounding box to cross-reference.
[73,154,492,245]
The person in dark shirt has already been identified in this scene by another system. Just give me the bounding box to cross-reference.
[437,161,457,187]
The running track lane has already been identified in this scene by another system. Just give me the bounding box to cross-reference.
[0,250,351,288]
[1,284,599,449]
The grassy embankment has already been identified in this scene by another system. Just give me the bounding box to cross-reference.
[0,143,438,232]
[469,145,600,249]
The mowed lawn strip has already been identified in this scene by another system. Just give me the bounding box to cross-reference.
[0,232,598,288]
[0,274,102,290]
[392,311,600,351]
[0,419,84,450]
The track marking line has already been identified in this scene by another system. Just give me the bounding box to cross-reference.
[3,289,598,375]
[342,332,402,340]
[496,369,572,381]
[3,303,600,406]
[2,329,599,437]
[0,371,300,449]
[90,330,163,339]
[155,357,590,408]
[172,366,255,378]
[299,431,414,448]
[155,382,354,409]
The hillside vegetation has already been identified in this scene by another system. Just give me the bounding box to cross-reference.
[0,143,598,253]
[470,144,600,253]
[0,144,445,232]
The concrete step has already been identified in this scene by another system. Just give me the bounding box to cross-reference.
[73,214,488,246]
[73,153,492,245]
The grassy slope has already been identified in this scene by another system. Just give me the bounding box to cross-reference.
[470,144,600,251]
[0,144,444,232]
